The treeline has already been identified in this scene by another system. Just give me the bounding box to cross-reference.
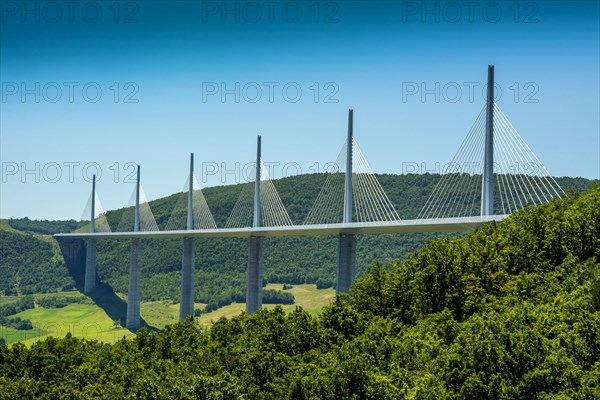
[0,296,34,317]
[0,296,35,331]
[36,295,90,309]
[196,288,294,315]
[1,185,599,398]
[7,217,85,235]
[0,316,32,331]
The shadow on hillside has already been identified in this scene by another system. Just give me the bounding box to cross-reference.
[86,282,159,334]
[56,237,158,333]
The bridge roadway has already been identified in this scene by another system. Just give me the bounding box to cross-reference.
[54,215,507,330]
[54,215,507,240]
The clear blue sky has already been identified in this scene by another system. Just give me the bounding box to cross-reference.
[1,0,599,220]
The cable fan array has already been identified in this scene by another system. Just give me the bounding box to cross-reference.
[81,103,564,231]
[164,174,217,231]
[225,161,293,228]
[115,184,159,232]
[419,103,564,220]
[81,190,111,233]
[304,138,401,225]
[492,104,564,212]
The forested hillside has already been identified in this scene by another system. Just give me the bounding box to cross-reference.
[92,174,596,309]
[1,184,598,399]
[0,231,74,295]
[1,174,596,310]
[7,218,85,235]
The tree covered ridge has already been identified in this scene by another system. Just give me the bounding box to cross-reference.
[1,185,599,399]
[80,174,600,306]
[0,232,74,296]
[1,174,596,306]
[7,218,85,235]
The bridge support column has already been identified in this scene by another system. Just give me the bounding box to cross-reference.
[246,236,263,314]
[481,64,495,216]
[337,109,356,295]
[126,238,141,330]
[84,239,97,293]
[337,233,356,294]
[84,173,97,294]
[179,237,195,321]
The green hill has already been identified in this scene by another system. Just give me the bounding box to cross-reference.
[0,226,75,296]
[1,183,599,398]
[1,174,597,312]
[91,174,597,309]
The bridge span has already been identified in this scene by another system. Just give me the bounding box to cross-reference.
[55,216,505,240]
[54,66,563,331]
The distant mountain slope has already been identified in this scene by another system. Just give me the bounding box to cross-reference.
[0,223,74,295]
[6,218,85,235]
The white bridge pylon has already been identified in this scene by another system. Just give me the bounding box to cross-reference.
[164,172,217,231]
[419,70,564,221]
[75,66,565,234]
[80,174,111,233]
[225,156,293,229]
[63,65,568,326]
[115,179,159,232]
[303,135,402,225]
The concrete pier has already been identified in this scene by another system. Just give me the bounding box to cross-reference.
[84,174,97,293]
[246,236,264,314]
[84,239,97,293]
[126,166,142,331]
[126,238,141,330]
[179,237,195,320]
[337,109,357,294]
[179,153,196,321]
[481,64,495,216]
[246,136,264,314]
[336,233,356,294]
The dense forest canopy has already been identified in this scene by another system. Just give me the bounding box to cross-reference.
[0,183,598,398]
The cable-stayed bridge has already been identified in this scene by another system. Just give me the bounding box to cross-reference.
[55,66,564,330]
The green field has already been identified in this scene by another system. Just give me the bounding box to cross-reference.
[0,296,18,305]
[197,283,335,326]
[1,284,335,345]
[1,303,133,346]
[140,283,335,328]
[139,300,207,330]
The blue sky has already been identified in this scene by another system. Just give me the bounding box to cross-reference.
[1,0,599,220]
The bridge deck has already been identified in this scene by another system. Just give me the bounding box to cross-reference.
[54,216,507,239]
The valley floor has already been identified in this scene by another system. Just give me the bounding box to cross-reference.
[0,284,335,345]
